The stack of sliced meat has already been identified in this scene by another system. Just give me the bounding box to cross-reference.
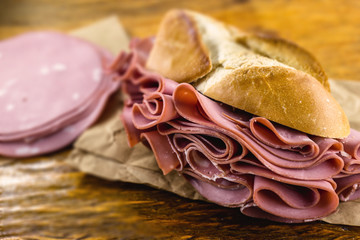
[0,32,120,157]
[114,38,360,223]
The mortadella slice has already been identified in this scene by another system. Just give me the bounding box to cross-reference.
[0,32,112,140]
[0,31,120,157]
[0,74,119,157]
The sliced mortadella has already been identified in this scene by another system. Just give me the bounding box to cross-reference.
[122,81,143,105]
[341,155,360,174]
[0,31,114,141]
[334,174,360,201]
[115,38,360,223]
[113,38,177,96]
[238,129,344,179]
[241,127,344,169]
[173,83,246,131]
[132,92,178,129]
[158,120,247,164]
[136,75,163,94]
[126,69,177,95]
[341,129,360,160]
[0,75,119,157]
[249,117,318,156]
[1,70,118,142]
[140,131,180,175]
[230,160,337,188]
[184,147,226,180]
[121,105,142,147]
[173,133,244,164]
[244,176,338,222]
[230,150,342,182]
[183,169,253,207]
[173,83,343,179]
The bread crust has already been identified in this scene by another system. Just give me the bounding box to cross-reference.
[146,9,212,82]
[146,9,350,138]
[237,34,330,91]
[194,65,349,138]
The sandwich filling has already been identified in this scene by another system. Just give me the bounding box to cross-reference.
[113,38,360,223]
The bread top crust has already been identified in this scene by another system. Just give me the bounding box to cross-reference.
[146,10,212,82]
[146,9,350,138]
[236,34,330,91]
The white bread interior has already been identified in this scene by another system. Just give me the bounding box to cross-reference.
[146,9,350,138]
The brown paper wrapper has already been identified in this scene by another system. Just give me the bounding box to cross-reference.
[70,16,130,55]
[66,16,360,226]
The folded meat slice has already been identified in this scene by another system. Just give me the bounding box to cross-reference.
[237,126,344,174]
[231,163,338,222]
[158,120,247,165]
[132,92,179,129]
[332,130,360,176]
[121,105,142,147]
[249,117,317,154]
[341,129,360,159]
[241,177,338,223]
[140,130,181,175]
[121,67,177,97]
[336,135,360,205]
[334,174,360,201]
[113,39,177,98]
[183,168,253,207]
[341,156,360,175]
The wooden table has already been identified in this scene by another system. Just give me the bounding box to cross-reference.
[1,1,360,239]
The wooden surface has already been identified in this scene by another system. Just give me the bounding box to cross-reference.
[1,0,360,239]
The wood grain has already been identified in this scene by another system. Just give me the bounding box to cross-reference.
[1,0,360,239]
[2,153,360,240]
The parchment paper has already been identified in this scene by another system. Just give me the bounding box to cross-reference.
[66,16,360,226]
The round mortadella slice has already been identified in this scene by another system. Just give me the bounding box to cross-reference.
[0,32,111,140]
[0,74,119,158]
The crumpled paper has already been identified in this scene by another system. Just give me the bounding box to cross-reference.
[67,16,360,226]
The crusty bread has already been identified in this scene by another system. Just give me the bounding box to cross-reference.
[146,10,212,83]
[236,34,330,91]
[146,9,350,138]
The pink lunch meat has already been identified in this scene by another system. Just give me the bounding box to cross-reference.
[0,73,118,157]
[0,32,120,157]
[114,37,360,223]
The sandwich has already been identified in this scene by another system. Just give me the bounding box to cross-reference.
[112,9,360,223]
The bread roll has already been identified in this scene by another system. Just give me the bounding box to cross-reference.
[146,9,350,138]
